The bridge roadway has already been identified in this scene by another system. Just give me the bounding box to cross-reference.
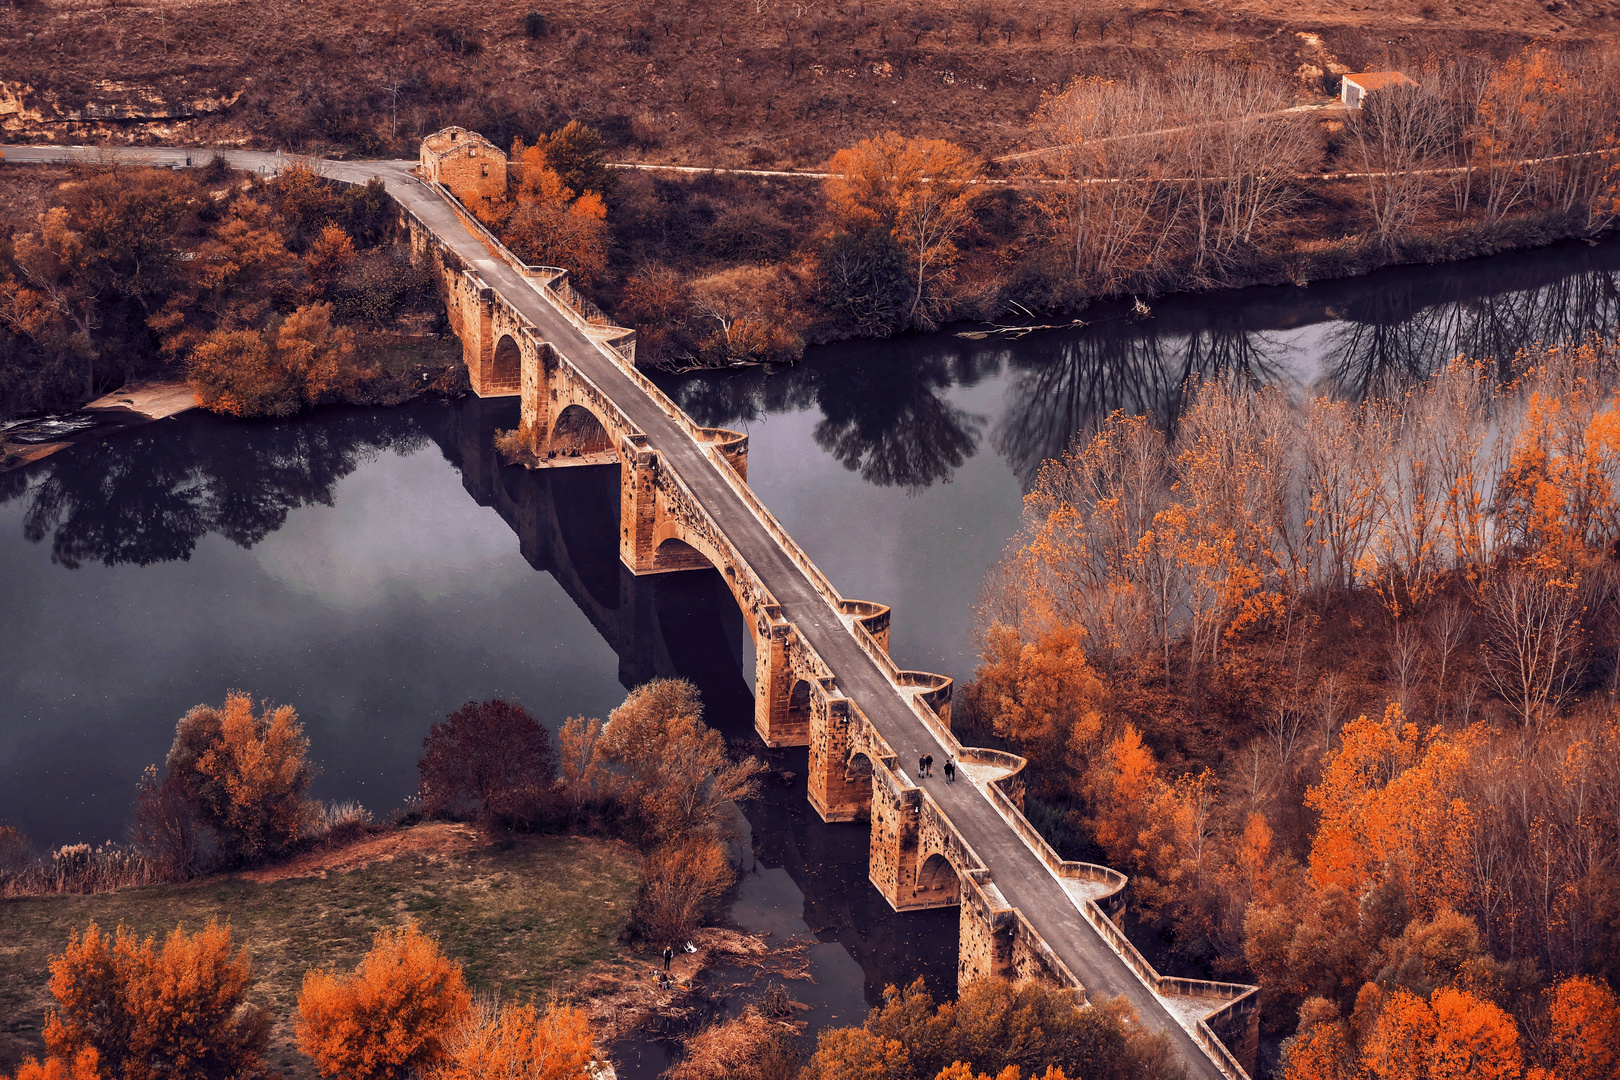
[8,144,1228,1080]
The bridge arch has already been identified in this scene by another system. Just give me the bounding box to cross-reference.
[915,851,962,905]
[846,748,874,786]
[491,334,521,394]
[551,403,614,456]
[788,678,812,734]
[651,535,713,574]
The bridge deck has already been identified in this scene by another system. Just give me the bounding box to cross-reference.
[6,145,1231,1080]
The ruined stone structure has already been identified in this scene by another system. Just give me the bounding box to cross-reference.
[398,133,1262,1080]
[419,126,508,206]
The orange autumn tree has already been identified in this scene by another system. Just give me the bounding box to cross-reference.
[967,622,1108,781]
[1304,705,1478,915]
[296,923,472,1080]
[303,223,357,300]
[163,689,317,863]
[486,139,608,285]
[799,1028,909,1080]
[187,302,361,419]
[1088,722,1161,866]
[436,999,595,1080]
[42,920,268,1080]
[934,1068,1071,1080]
[1356,985,1522,1080]
[1536,976,1620,1080]
[825,132,980,328]
[1495,384,1620,572]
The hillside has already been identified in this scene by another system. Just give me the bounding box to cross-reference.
[0,0,1603,164]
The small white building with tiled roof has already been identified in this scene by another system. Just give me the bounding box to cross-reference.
[1340,71,1419,108]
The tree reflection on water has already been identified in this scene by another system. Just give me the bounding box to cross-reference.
[1319,246,1620,398]
[661,335,1001,492]
[664,234,1620,493]
[10,234,1620,566]
[3,408,429,568]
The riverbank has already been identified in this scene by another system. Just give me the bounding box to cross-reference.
[0,380,196,473]
[0,825,646,1077]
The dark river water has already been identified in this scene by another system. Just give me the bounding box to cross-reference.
[4,234,1619,1066]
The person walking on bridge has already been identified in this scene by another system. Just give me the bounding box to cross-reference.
[918,755,927,780]
[923,753,934,777]
[944,757,956,784]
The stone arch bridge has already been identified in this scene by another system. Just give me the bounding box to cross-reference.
[406,152,1260,1080]
[0,141,1259,1080]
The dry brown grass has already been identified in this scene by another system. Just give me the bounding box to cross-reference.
[0,825,639,1080]
[664,1007,800,1080]
[0,0,1599,165]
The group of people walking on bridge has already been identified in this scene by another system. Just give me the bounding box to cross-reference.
[918,753,956,784]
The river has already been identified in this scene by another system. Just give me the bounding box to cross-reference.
[3,233,1619,1072]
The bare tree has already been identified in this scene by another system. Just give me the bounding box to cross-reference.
[1263,702,1307,780]
[1385,617,1427,711]
[1426,594,1473,721]
[967,3,994,43]
[1344,80,1449,249]
[1313,672,1347,752]
[1300,396,1388,590]
[1167,60,1319,277]
[1480,568,1586,729]
[1472,53,1554,225]
[1035,76,1183,294]
[1544,50,1620,229]
[907,11,939,44]
[1434,56,1493,216]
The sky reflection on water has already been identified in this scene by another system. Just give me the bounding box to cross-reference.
[6,233,1620,852]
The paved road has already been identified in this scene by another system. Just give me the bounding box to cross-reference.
[6,144,1230,1080]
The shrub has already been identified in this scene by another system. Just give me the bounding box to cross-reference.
[43,920,269,1080]
[631,836,735,943]
[418,699,559,832]
[0,824,33,875]
[816,228,909,337]
[802,977,1177,1080]
[337,178,396,250]
[523,10,548,37]
[703,206,795,264]
[1,1049,103,1080]
[666,1008,799,1080]
[438,997,595,1080]
[492,421,538,464]
[271,163,340,251]
[687,265,807,367]
[164,689,317,865]
[332,246,434,325]
[296,923,472,1080]
[200,153,232,184]
[598,678,764,843]
[309,800,375,849]
[131,764,200,880]
[618,264,691,363]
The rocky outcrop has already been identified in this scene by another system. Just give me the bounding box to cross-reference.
[0,80,242,133]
